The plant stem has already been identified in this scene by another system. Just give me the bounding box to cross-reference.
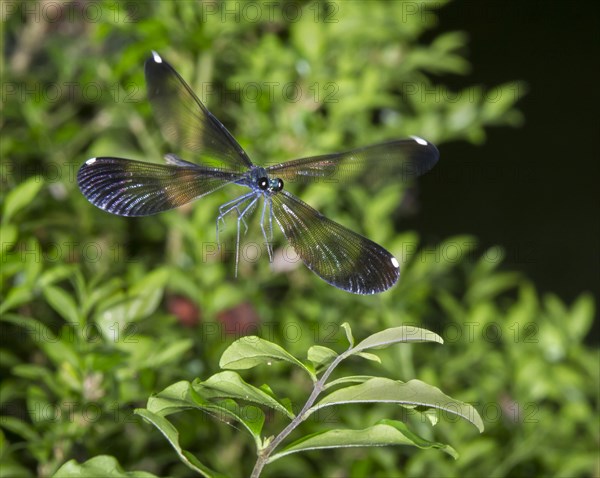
[250,350,351,478]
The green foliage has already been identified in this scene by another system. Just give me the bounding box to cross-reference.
[53,455,158,478]
[131,325,480,477]
[1,1,597,478]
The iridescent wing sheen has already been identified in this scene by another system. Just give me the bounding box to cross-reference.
[144,51,253,170]
[271,191,400,294]
[77,156,242,216]
[266,137,439,186]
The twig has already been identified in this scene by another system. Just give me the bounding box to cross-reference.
[250,348,351,478]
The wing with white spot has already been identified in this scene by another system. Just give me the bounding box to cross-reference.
[145,51,253,170]
[266,137,439,186]
[271,191,400,294]
[78,157,242,216]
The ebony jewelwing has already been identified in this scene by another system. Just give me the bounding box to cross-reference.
[78,51,439,294]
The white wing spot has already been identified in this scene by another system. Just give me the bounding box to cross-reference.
[391,257,400,268]
[411,135,428,146]
[86,158,97,165]
[151,51,163,63]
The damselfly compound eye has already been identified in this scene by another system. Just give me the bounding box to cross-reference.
[272,178,284,192]
[258,177,269,190]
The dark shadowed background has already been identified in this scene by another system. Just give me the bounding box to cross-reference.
[410,1,599,318]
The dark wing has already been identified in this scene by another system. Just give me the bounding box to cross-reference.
[77,156,242,216]
[271,191,400,294]
[145,51,253,170]
[266,137,439,186]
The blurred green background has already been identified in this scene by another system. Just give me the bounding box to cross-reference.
[1,1,598,477]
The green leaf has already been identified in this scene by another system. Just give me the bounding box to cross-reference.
[208,399,265,440]
[80,276,123,316]
[189,391,266,443]
[307,345,338,368]
[309,378,484,432]
[324,375,377,390]
[53,455,159,477]
[137,338,194,369]
[417,407,440,427]
[95,268,169,340]
[2,176,44,225]
[147,380,194,416]
[355,352,381,363]
[43,285,80,325]
[135,410,222,477]
[23,238,42,285]
[481,81,527,121]
[0,286,32,315]
[568,293,594,342]
[146,380,265,443]
[466,271,521,304]
[352,326,443,354]
[341,322,354,346]
[195,372,295,419]
[0,224,17,259]
[38,265,77,288]
[269,419,457,463]
[0,416,39,442]
[1,314,78,368]
[12,364,61,396]
[219,336,314,379]
[129,267,170,301]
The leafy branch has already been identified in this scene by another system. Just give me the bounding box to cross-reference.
[129,324,483,478]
